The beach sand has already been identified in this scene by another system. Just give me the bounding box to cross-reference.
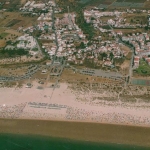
[0,81,150,147]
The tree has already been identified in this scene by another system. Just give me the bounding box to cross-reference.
[79,42,86,49]
[110,52,114,60]
[101,52,107,59]
[145,26,149,31]
[91,17,95,20]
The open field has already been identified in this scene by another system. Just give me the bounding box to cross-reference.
[114,28,144,35]
[0,12,37,29]
[0,32,9,38]
[144,0,150,8]
[0,0,30,9]
[100,16,115,24]
[0,28,22,42]
[119,44,131,75]
[0,65,29,77]
[0,12,37,44]
[20,0,26,5]
[123,13,148,25]
[0,40,6,47]
[6,19,21,27]
[134,60,150,76]
[61,68,90,82]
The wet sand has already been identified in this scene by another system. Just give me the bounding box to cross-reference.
[0,118,150,148]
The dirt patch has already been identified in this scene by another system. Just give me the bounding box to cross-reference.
[120,60,130,75]
[0,40,6,47]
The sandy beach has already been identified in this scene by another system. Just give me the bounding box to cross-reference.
[0,82,150,127]
[0,81,150,147]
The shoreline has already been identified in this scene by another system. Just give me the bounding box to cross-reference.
[5,115,150,128]
[1,82,150,147]
[0,118,150,148]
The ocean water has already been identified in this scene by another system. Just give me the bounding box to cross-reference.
[0,133,149,150]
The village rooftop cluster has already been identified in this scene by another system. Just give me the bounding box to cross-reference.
[1,0,150,76]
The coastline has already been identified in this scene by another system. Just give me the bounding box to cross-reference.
[1,82,150,127]
[0,118,150,148]
[0,82,150,147]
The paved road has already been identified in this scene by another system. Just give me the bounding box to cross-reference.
[48,1,66,93]
[51,5,59,64]
[35,38,43,56]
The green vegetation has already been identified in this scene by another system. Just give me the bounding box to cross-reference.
[32,48,38,51]
[83,58,100,69]
[135,59,150,75]
[57,0,97,40]
[127,15,147,25]
[32,30,42,38]
[114,58,125,65]
[76,42,86,49]
[36,39,49,59]
[0,49,28,58]
[0,0,21,11]
[76,10,95,40]
[0,33,9,39]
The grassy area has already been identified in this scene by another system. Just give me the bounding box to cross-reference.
[0,32,9,38]
[0,11,37,44]
[135,59,150,76]
[114,28,144,35]
[76,10,96,40]
[100,16,116,23]
[0,49,29,58]
[32,48,38,51]
[56,0,97,40]
[124,13,147,25]
[0,12,37,29]
[0,0,21,10]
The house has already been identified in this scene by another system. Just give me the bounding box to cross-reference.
[42,69,47,74]
[104,60,112,66]
[133,56,140,68]
[5,45,15,50]
[29,50,38,56]
[145,57,150,65]
[17,34,37,49]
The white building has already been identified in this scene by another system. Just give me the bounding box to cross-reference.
[17,34,37,49]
